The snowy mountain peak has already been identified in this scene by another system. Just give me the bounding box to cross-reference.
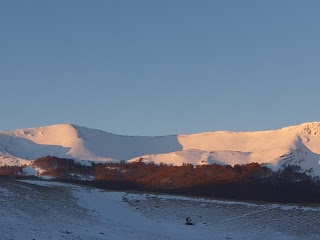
[1,122,320,175]
[281,122,320,135]
[297,122,320,135]
[7,123,81,147]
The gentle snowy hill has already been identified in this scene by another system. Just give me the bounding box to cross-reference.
[129,122,320,175]
[0,124,182,165]
[1,122,320,175]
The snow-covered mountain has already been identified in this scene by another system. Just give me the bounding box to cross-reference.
[1,122,320,175]
[0,124,182,166]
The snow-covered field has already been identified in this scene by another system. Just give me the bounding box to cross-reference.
[1,179,320,239]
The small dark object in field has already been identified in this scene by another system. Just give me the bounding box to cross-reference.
[60,230,72,234]
[185,217,195,225]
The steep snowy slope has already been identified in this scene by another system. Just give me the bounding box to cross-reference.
[1,122,320,174]
[74,125,182,160]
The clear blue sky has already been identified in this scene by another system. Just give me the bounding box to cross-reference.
[1,1,320,135]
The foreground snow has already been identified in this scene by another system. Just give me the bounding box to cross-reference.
[1,179,319,239]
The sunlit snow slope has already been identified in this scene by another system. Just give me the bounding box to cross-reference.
[132,122,320,174]
[1,122,320,174]
[0,124,182,165]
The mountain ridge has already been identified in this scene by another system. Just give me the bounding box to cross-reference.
[5,121,320,137]
[1,122,320,175]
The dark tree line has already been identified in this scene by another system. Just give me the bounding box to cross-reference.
[33,156,93,179]
[0,165,23,176]
[2,156,320,203]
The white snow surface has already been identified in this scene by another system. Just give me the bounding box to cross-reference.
[1,122,320,174]
[0,124,181,165]
[0,179,317,239]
